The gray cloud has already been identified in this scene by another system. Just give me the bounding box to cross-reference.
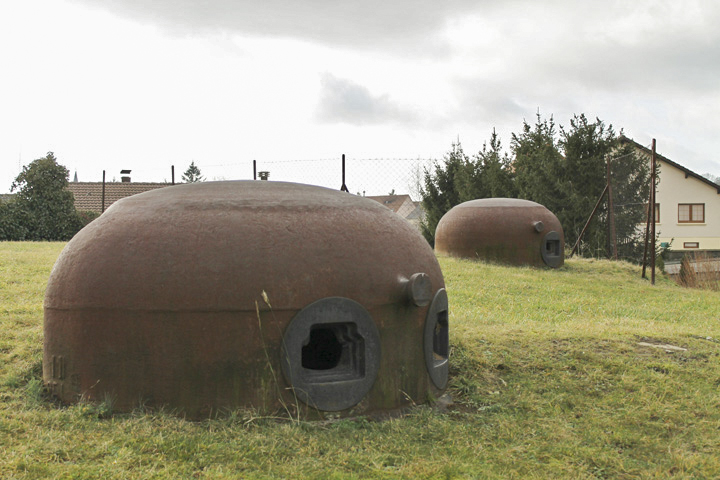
[315,73,417,125]
[69,0,720,77]
[545,3,718,95]
[69,0,499,55]
[444,1,720,135]
[451,78,528,125]
[534,32,720,96]
[58,0,720,176]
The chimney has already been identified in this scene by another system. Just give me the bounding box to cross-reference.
[120,169,132,183]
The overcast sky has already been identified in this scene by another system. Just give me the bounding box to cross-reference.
[2,0,719,194]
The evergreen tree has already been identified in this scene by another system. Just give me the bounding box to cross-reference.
[511,113,565,213]
[420,132,518,245]
[557,114,616,250]
[5,152,83,240]
[559,115,650,260]
[452,129,517,202]
[606,141,651,260]
[418,113,650,261]
[420,141,468,245]
[182,161,205,183]
[474,129,517,199]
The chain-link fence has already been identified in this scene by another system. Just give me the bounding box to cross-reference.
[570,142,655,266]
[78,143,660,266]
[91,157,437,202]
[169,157,437,201]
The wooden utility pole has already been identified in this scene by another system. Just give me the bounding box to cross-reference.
[650,139,657,285]
[641,192,652,279]
[641,139,658,282]
[607,156,618,260]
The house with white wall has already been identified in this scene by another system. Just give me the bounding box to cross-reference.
[621,136,720,256]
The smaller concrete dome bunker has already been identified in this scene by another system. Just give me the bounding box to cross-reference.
[435,198,564,268]
[43,181,448,419]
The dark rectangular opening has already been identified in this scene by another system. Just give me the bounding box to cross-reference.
[545,239,560,256]
[433,310,449,359]
[301,323,365,383]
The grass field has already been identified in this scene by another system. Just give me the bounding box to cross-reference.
[1,242,719,479]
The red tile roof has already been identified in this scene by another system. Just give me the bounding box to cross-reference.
[68,182,173,213]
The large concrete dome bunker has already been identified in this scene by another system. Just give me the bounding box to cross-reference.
[43,181,448,419]
[435,198,565,268]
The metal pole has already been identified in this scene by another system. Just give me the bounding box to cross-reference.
[607,156,618,260]
[340,154,349,192]
[171,165,175,185]
[570,184,608,257]
[253,160,257,180]
[101,170,106,214]
[651,139,657,285]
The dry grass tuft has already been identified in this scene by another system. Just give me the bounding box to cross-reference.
[676,252,720,291]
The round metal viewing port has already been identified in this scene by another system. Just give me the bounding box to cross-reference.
[424,289,449,389]
[281,297,381,411]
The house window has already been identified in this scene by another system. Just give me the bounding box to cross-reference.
[678,204,704,223]
[683,242,699,249]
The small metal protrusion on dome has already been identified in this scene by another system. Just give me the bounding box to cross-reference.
[534,221,545,233]
[405,273,432,307]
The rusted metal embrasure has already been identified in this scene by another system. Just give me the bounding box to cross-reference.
[43,181,448,419]
[435,198,565,268]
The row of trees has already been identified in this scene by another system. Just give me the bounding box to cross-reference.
[420,113,651,261]
[2,124,647,252]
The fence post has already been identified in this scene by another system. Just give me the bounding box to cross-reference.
[340,154,349,192]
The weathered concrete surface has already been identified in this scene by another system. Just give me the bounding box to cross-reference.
[435,198,564,268]
[44,181,447,419]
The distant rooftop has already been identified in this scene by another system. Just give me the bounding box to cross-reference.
[68,182,172,213]
[366,194,415,214]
